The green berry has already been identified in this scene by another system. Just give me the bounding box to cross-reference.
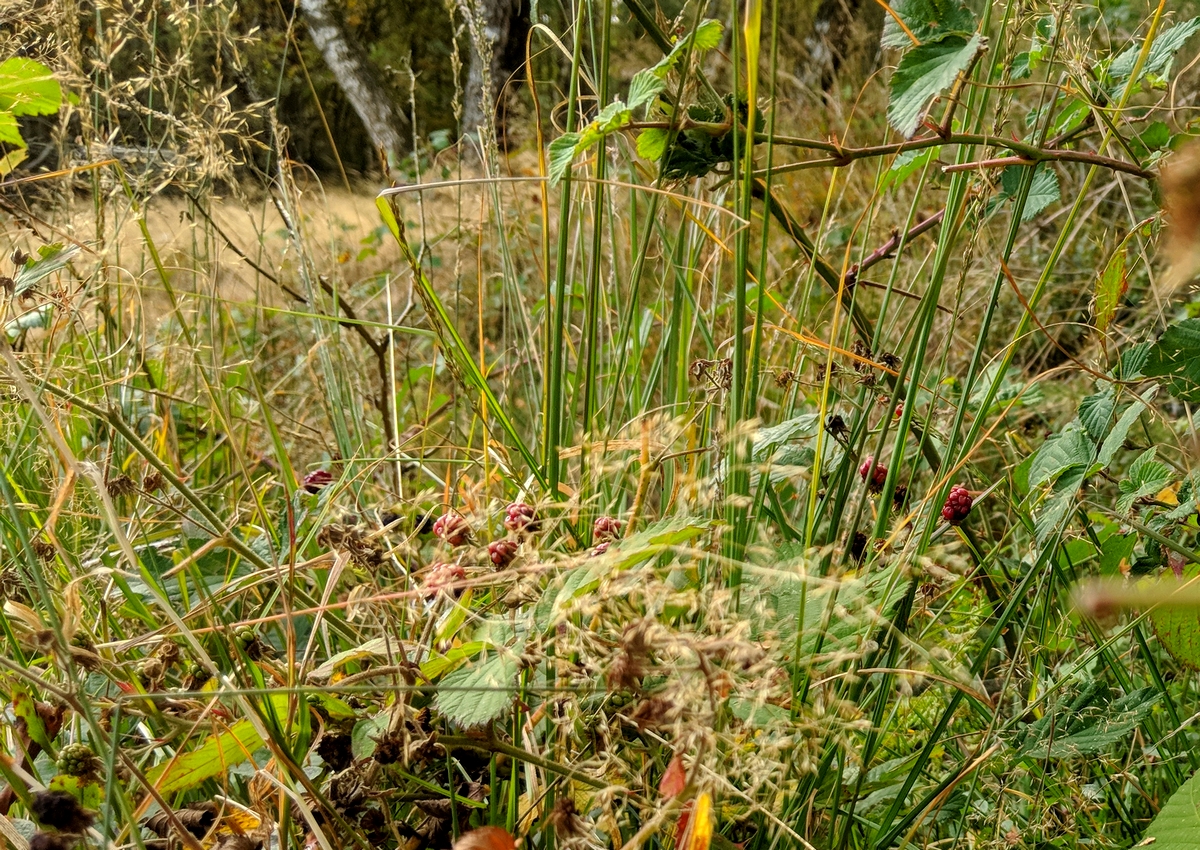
[57,743,98,777]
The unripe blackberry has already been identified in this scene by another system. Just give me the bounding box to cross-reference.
[858,455,887,492]
[941,485,973,524]
[234,626,257,647]
[488,539,518,569]
[433,513,471,546]
[593,516,622,543]
[302,469,333,493]
[57,743,99,778]
[503,502,539,534]
[425,562,466,597]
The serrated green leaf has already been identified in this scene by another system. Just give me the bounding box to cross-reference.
[1118,342,1152,381]
[0,111,22,147]
[628,70,666,111]
[637,128,669,160]
[887,34,982,138]
[1145,767,1200,847]
[434,650,521,728]
[1093,246,1128,332]
[548,133,581,185]
[1033,467,1085,543]
[1000,164,1059,221]
[1018,684,1159,759]
[878,145,940,191]
[881,0,977,49]
[1077,387,1116,443]
[1028,423,1093,489]
[351,712,389,760]
[1116,448,1174,512]
[1151,565,1200,671]
[0,57,62,117]
[1146,319,1200,402]
[1096,388,1154,469]
[690,19,724,50]
[1109,18,1200,86]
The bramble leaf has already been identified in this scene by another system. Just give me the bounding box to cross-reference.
[887,34,982,138]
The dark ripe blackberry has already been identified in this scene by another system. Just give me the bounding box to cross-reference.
[849,531,868,562]
[892,484,909,512]
[57,743,99,778]
[316,732,354,772]
[30,834,75,850]
[941,485,973,524]
[31,791,94,833]
[412,512,436,535]
[858,455,888,492]
[433,513,471,546]
[503,502,539,534]
[879,351,901,371]
[488,539,518,569]
[593,516,622,543]
[302,469,333,493]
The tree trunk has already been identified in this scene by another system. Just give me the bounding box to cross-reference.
[297,0,408,161]
[800,0,885,90]
[458,0,529,141]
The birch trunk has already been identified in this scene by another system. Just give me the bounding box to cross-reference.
[298,0,407,159]
[459,0,528,141]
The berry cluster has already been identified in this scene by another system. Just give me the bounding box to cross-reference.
[941,485,973,524]
[488,538,519,569]
[858,455,888,492]
[56,743,98,779]
[302,469,333,494]
[424,562,466,597]
[504,502,539,534]
[593,516,622,543]
[433,513,471,546]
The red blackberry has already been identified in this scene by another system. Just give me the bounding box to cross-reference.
[424,562,466,597]
[941,485,973,524]
[858,455,888,492]
[593,516,622,543]
[433,513,471,546]
[590,541,612,557]
[503,502,539,534]
[302,470,333,493]
[488,539,518,569]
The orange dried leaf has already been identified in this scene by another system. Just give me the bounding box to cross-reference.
[682,793,712,850]
[453,827,517,850]
[660,754,687,798]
